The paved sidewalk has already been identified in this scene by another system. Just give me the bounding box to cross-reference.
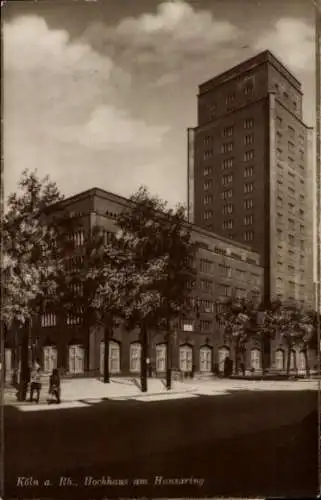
[4,376,318,409]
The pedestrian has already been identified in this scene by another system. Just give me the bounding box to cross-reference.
[29,366,42,403]
[48,368,61,404]
[240,361,245,377]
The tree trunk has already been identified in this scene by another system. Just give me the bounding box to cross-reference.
[103,323,110,384]
[234,340,240,375]
[261,338,266,377]
[140,323,148,393]
[18,323,30,401]
[166,323,172,390]
[303,347,310,378]
[286,344,291,377]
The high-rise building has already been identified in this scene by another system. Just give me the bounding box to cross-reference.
[188,50,314,306]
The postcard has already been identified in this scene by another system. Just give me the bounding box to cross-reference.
[1,0,320,498]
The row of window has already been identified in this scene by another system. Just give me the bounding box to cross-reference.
[200,260,260,283]
[222,216,254,230]
[5,344,307,381]
[41,312,83,327]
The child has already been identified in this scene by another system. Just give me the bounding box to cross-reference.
[49,368,61,404]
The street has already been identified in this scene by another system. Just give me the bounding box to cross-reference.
[4,388,318,499]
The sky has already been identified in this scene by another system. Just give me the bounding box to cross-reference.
[3,0,316,207]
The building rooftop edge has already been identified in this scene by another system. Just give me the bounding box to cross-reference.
[198,50,302,94]
[50,187,260,258]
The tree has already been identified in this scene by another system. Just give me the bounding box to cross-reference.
[272,301,315,377]
[216,295,256,374]
[116,186,194,391]
[254,299,280,376]
[3,170,64,398]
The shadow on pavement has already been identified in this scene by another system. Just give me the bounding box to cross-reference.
[4,390,318,499]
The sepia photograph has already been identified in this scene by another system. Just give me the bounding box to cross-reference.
[1,0,320,498]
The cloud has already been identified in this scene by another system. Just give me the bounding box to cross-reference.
[254,18,314,72]
[57,105,169,151]
[82,0,240,84]
[4,15,170,200]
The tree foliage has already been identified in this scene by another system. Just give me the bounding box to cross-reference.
[3,169,64,328]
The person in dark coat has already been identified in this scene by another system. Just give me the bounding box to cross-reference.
[223,356,230,378]
[49,368,61,404]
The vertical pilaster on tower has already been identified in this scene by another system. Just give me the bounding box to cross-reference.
[187,127,195,224]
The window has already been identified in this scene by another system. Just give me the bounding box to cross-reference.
[204,166,212,176]
[187,279,196,290]
[41,313,57,328]
[288,126,295,139]
[156,344,167,373]
[235,269,245,280]
[244,134,254,146]
[243,230,254,242]
[244,182,254,193]
[204,180,212,190]
[100,341,121,375]
[220,284,232,296]
[222,174,233,185]
[73,231,85,248]
[219,264,232,277]
[204,210,212,220]
[221,142,233,153]
[244,81,254,95]
[221,189,233,199]
[243,215,253,225]
[244,118,254,129]
[288,186,295,196]
[244,166,254,178]
[69,345,84,374]
[43,346,58,373]
[288,218,295,231]
[200,279,213,291]
[275,350,284,371]
[203,149,213,160]
[203,195,212,205]
[200,346,212,372]
[300,224,305,234]
[179,345,193,372]
[222,219,233,229]
[209,103,216,118]
[288,141,295,154]
[243,198,253,210]
[221,158,233,170]
[288,234,295,246]
[200,259,213,273]
[225,92,235,106]
[223,203,233,215]
[251,349,262,371]
[222,126,234,137]
[244,150,254,162]
[276,116,283,128]
[300,240,305,251]
[299,208,304,218]
[204,135,213,147]
[130,343,141,373]
[200,320,212,332]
